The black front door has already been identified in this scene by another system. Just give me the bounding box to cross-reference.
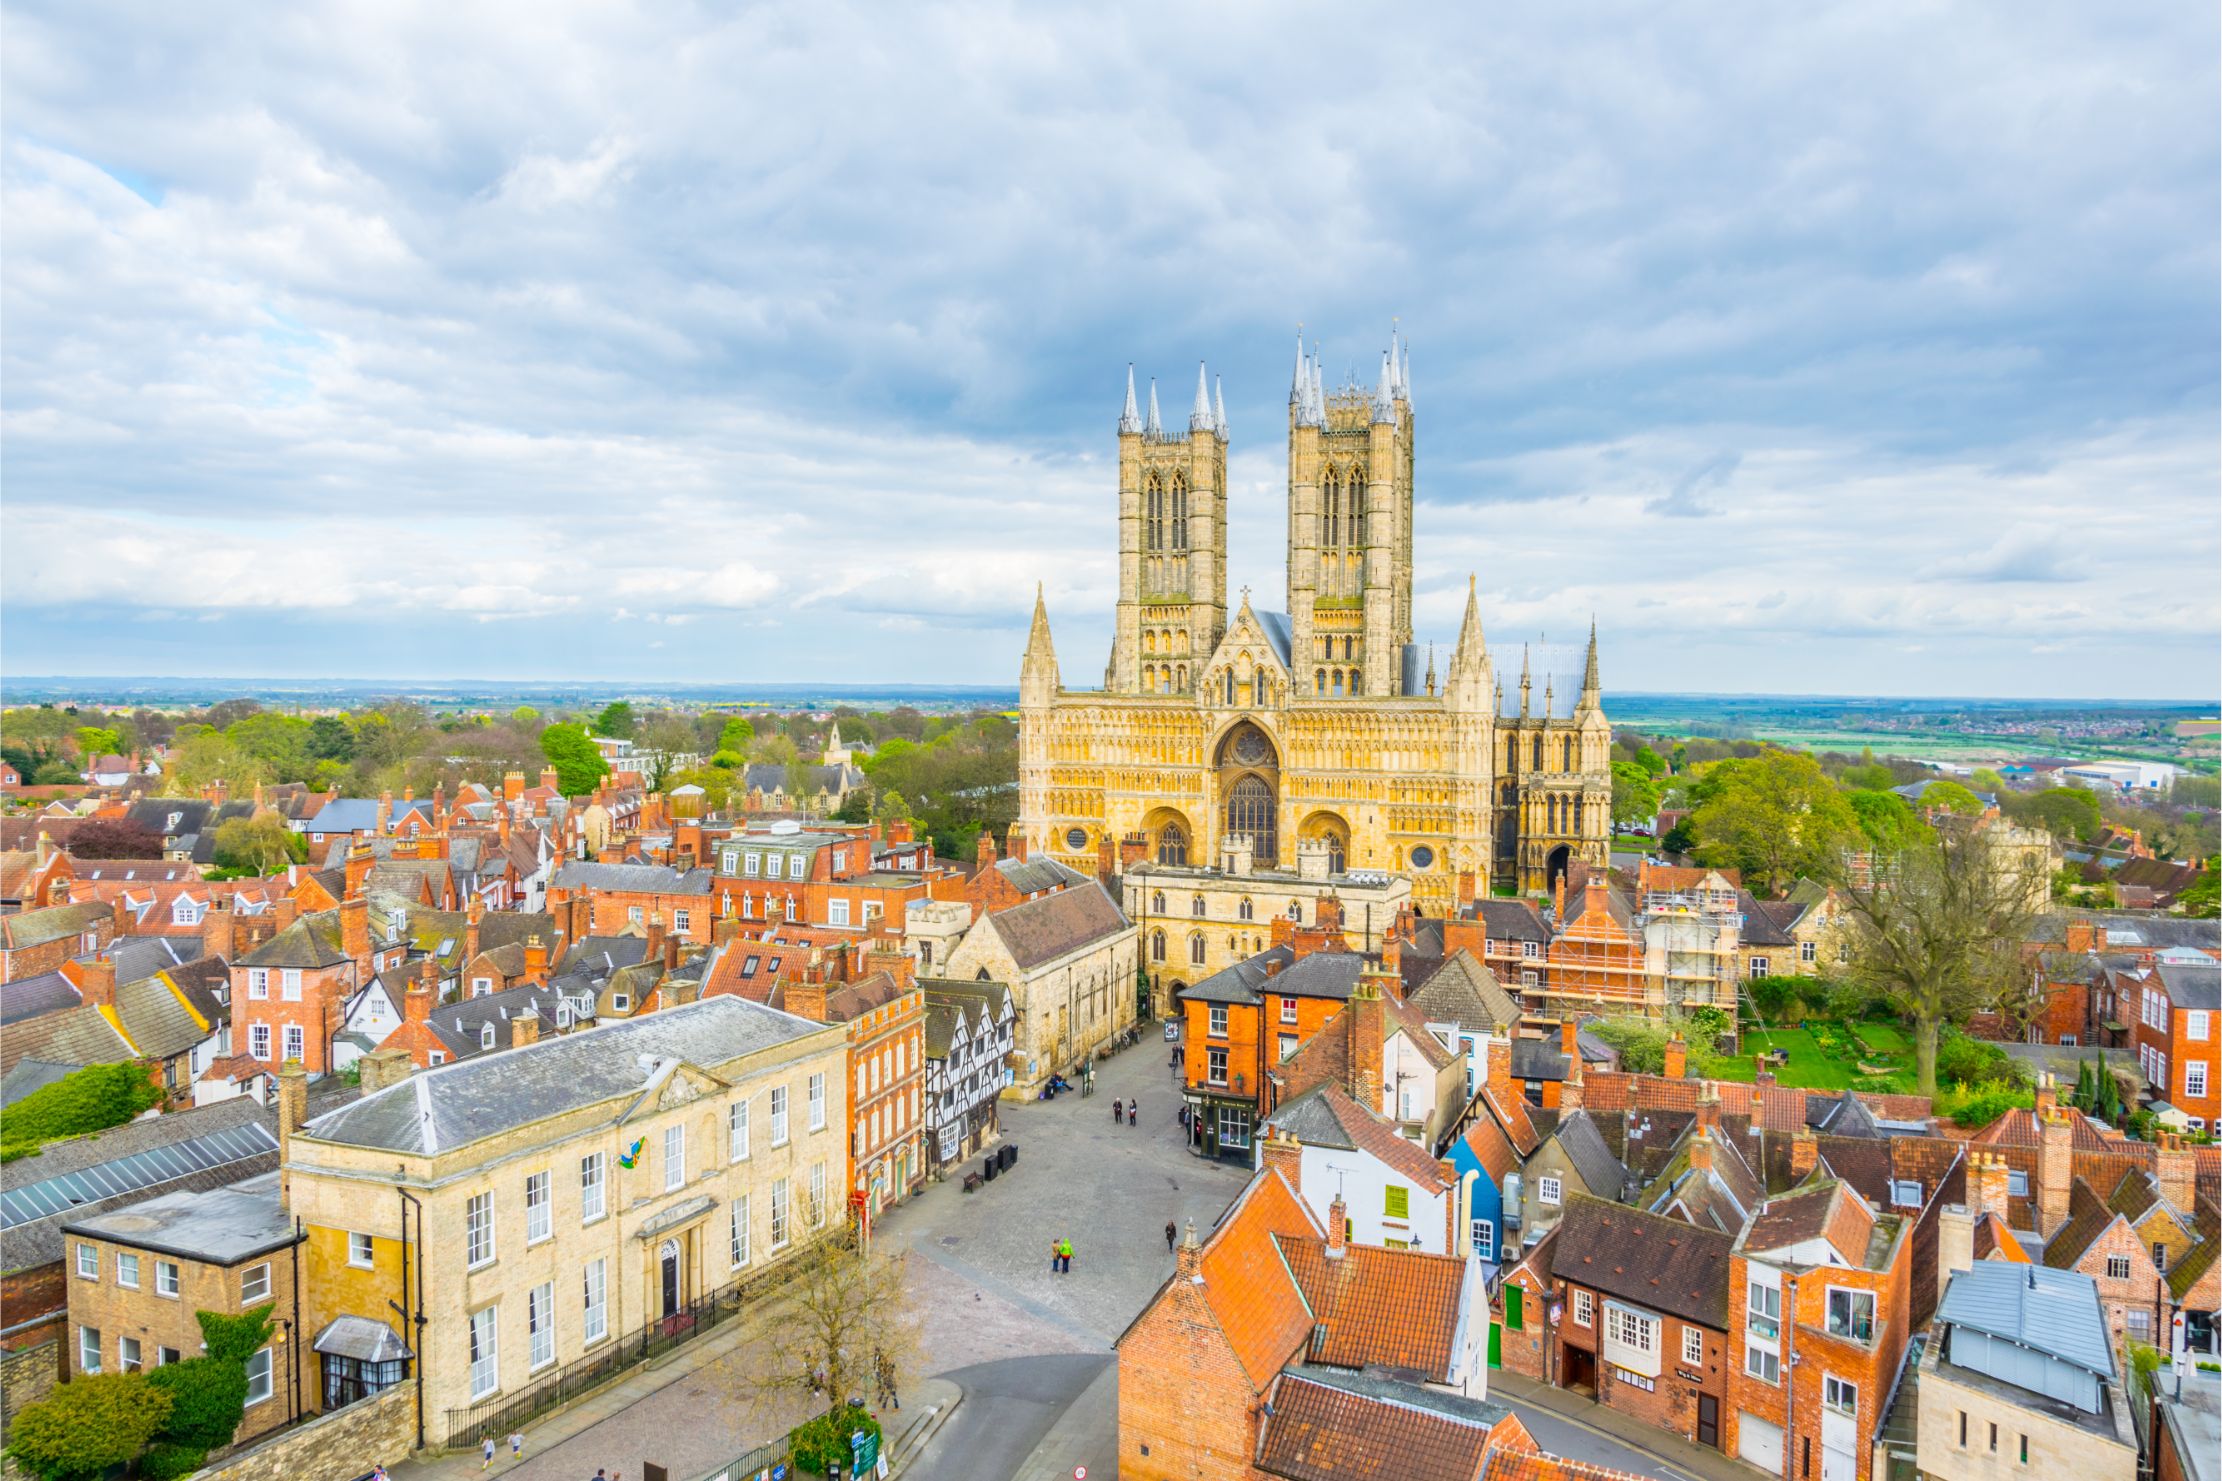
[1698,1392,1720,1448]
[660,1247,680,1317]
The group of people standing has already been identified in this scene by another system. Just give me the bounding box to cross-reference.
[1108,1097,1142,1126]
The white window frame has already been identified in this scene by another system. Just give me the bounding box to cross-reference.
[580,1152,607,1223]
[808,1073,827,1131]
[528,1281,556,1372]
[468,1306,499,1400]
[156,1260,180,1297]
[2106,1254,2132,1280]
[2187,1010,2210,1042]
[283,1024,305,1062]
[582,1258,608,1345]
[78,1325,101,1375]
[118,1335,143,1373]
[281,968,303,1001]
[770,1086,790,1146]
[244,1347,273,1405]
[827,899,850,928]
[1471,1219,1495,1262]
[1538,1174,1563,1207]
[1209,1004,1229,1037]
[525,1171,552,1244]
[1744,1345,1780,1384]
[2007,1169,2029,1197]
[247,968,268,999]
[2189,1061,2209,1100]
[1608,1305,1655,1354]
[788,854,806,880]
[75,1243,98,1280]
[1824,1375,1858,1417]
[730,1099,751,1161]
[348,1232,374,1268]
[1681,1326,1703,1366]
[241,1262,271,1303]
[250,1023,272,1061]
[1572,1289,1593,1327]
[730,1196,751,1267]
[808,1162,827,1229]
[663,1124,687,1192]
[466,1193,495,1269]
[768,1178,790,1250]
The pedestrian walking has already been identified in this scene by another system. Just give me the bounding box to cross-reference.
[482,1438,496,1471]
[875,1349,900,1410]
[1112,1097,1123,1122]
[1060,1236,1076,1272]
[1165,1219,1177,1253]
[1128,1099,1140,1126]
[1050,1237,1064,1274]
[509,1431,524,1461]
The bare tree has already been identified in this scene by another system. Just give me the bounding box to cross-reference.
[723,1219,923,1425]
[1836,822,2048,1097]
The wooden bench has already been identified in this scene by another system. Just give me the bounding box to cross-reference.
[962,1172,983,1193]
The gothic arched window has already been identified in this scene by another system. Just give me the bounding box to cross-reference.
[1327,834,1346,874]
[1325,474,1341,547]
[1156,822,1188,867]
[1172,476,1190,551]
[1191,894,1206,918]
[1226,774,1277,865]
[1315,669,1326,695]
[1238,897,1254,921]
[1151,929,1166,963]
[1145,475,1163,552]
[1152,891,1166,914]
[1190,933,1206,966]
[1224,669,1235,706]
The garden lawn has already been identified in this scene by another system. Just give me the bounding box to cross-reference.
[1712,1027,1911,1092]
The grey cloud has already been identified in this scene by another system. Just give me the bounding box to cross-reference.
[1647,450,1742,517]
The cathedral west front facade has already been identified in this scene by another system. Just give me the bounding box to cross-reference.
[1017,332,1611,909]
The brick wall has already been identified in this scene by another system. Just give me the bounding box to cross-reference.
[0,1340,60,1441]
[1115,1275,1263,1481]
[0,1264,69,1353]
[186,1383,415,1481]
[1555,1281,1726,1447]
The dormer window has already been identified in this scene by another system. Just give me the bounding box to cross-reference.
[612,994,630,1013]
[480,1023,496,1050]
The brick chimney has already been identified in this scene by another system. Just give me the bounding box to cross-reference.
[1005,824,1028,863]
[1664,1033,1688,1080]
[2038,1109,2074,1234]
[111,894,135,939]
[270,896,300,931]
[540,766,560,793]
[1326,1194,1348,1258]
[568,894,594,946]
[1315,894,1344,935]
[1259,1128,1302,1193]
[887,819,914,847]
[1381,920,1403,978]
[645,912,667,965]
[200,898,233,961]
[1096,834,1117,885]
[1553,872,1567,922]
[377,789,393,834]
[786,977,830,1023]
[1689,1126,1714,1174]
[2157,1131,2195,1212]
[465,895,484,963]
[1937,1200,1974,1285]
[358,1047,412,1096]
[1119,832,1148,872]
[1559,1018,1578,1060]
[864,946,916,993]
[2033,1069,2057,1121]
[1176,1220,1202,1278]
[1695,1083,1720,1138]
[344,843,374,900]
[524,934,550,984]
[79,956,117,1011]
[339,895,369,971]
[1486,1035,1513,1096]
[976,830,998,867]
[512,1007,541,1048]
[1790,1127,1819,1180]
[1973,1152,2011,1221]
[1457,870,1478,909]
[504,770,526,803]
[2063,919,2097,954]
[1753,1054,1776,1090]
[275,1061,308,1158]
[404,965,435,1024]
[1348,976,1388,1112]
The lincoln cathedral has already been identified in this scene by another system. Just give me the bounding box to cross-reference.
[1017,332,1611,907]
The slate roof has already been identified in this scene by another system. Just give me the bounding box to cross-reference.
[2167,1200,2218,1301]
[0,971,82,1026]
[1468,897,1552,943]
[112,961,226,1061]
[549,862,713,895]
[2,903,111,950]
[985,881,1130,971]
[1263,1084,1450,1191]
[1,1059,79,1107]
[302,799,381,833]
[426,982,596,1059]
[555,934,652,981]
[1510,1036,1571,1083]
[237,911,349,970]
[302,995,834,1156]
[2157,960,2221,1012]
[1407,951,1520,1035]
[1275,1235,1472,1379]
[1737,890,1796,946]
[1808,1091,1884,1138]
[0,1006,131,1076]
[990,855,1091,896]
[920,979,1013,1062]
[63,1170,295,1264]
[1550,1193,1734,1330]
[1257,1368,1513,1481]
[1550,1110,1629,1201]
[1937,1260,2117,1380]
[1641,1128,1764,1236]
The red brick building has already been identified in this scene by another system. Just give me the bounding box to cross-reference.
[226,898,368,1074]
[2130,960,2219,1132]
[785,957,927,1218]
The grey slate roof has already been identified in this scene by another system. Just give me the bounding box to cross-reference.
[0,971,81,1026]
[1,1059,78,1106]
[1937,1260,2116,1381]
[1408,952,1520,1035]
[986,881,1131,971]
[992,855,1090,897]
[302,996,834,1156]
[1253,609,1294,668]
[428,982,597,1057]
[63,1170,295,1264]
[1510,1037,1571,1082]
[303,799,381,833]
[549,862,713,895]
[1181,949,1367,1007]
[1549,1110,1629,1200]
[2157,960,2220,1013]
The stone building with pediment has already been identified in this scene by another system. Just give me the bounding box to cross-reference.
[1017,333,1612,906]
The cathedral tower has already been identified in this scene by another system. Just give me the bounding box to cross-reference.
[1287,333,1415,699]
[1111,363,1228,695]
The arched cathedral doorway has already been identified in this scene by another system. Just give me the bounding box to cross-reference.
[1216,721,1279,866]
[1546,844,1572,899]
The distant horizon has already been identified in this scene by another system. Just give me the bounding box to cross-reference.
[2,675,2214,709]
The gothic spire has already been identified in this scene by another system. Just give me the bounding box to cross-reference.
[1145,379,1162,437]
[1291,330,1308,408]
[1400,341,1412,407]
[1021,582,1059,700]
[1309,349,1325,424]
[1213,375,1228,441]
[1026,582,1055,657]
[1579,618,1602,707]
[1372,350,1395,423]
[1519,644,1533,718]
[1191,362,1213,433]
[1451,574,1485,669]
[1389,326,1403,396]
[1118,364,1141,434]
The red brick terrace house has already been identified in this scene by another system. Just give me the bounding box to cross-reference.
[1115,1164,1522,1481]
[222,898,369,1075]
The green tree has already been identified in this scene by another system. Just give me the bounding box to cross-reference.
[2003,786,2101,843]
[1839,763,1895,792]
[539,723,610,796]
[1971,768,2008,797]
[1835,826,2047,1097]
[163,729,269,797]
[1690,751,1861,894]
[716,716,757,753]
[592,701,637,739]
[4,1374,171,1481]
[872,789,912,825]
[1610,761,1663,831]
[2180,864,2220,919]
[1,1062,165,1158]
[510,706,541,728]
[145,1357,248,1451]
[306,714,357,763]
[1916,780,1984,816]
[1632,744,1667,777]
[73,726,122,761]
[2172,774,2220,811]
[226,713,316,782]
[210,815,305,875]
[1847,789,1919,849]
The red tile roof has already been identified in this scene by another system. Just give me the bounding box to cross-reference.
[1276,1236,1472,1380]
[1195,1167,1323,1390]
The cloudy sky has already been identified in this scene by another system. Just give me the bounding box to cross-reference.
[4,3,2216,698]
